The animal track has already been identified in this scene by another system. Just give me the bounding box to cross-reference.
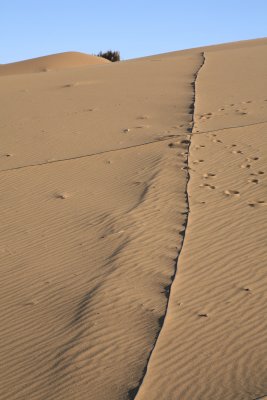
[232,150,243,154]
[235,110,247,115]
[54,192,69,199]
[168,141,181,148]
[193,159,204,164]
[246,156,259,162]
[200,183,216,190]
[203,173,216,179]
[194,144,206,150]
[248,178,259,184]
[198,312,209,318]
[137,115,149,120]
[224,190,240,197]
[248,200,266,208]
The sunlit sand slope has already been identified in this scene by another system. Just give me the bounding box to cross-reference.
[135,40,267,400]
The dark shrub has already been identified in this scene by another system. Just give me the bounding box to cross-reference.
[97,50,120,62]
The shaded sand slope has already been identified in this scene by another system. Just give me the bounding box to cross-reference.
[0,50,202,399]
[135,42,267,399]
[0,52,110,76]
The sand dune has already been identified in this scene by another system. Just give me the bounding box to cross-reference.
[0,51,109,76]
[0,39,266,400]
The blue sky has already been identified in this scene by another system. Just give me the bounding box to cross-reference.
[1,0,266,63]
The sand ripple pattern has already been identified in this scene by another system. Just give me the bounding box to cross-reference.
[135,45,267,400]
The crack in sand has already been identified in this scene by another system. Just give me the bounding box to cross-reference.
[194,119,267,135]
[3,119,264,174]
[129,52,206,400]
[0,135,185,173]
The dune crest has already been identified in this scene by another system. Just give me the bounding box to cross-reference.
[0,51,110,76]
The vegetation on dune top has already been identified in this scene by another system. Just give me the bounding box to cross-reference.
[97,50,120,62]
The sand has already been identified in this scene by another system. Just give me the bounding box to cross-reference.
[0,39,266,400]
[0,52,110,76]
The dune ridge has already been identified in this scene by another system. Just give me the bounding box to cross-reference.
[130,51,206,399]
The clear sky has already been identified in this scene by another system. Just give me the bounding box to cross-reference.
[1,0,267,63]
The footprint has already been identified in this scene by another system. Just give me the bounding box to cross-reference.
[198,312,208,317]
[168,141,181,148]
[248,178,259,184]
[200,183,216,190]
[248,200,265,208]
[54,192,69,199]
[203,172,216,179]
[25,299,39,306]
[137,115,149,120]
[246,156,259,162]
[212,139,223,143]
[241,164,251,169]
[84,108,97,112]
[236,111,247,115]
[224,190,240,197]
[258,171,264,175]
[232,150,243,154]
[193,159,204,164]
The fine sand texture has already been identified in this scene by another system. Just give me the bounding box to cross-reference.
[0,39,266,400]
[0,52,110,76]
